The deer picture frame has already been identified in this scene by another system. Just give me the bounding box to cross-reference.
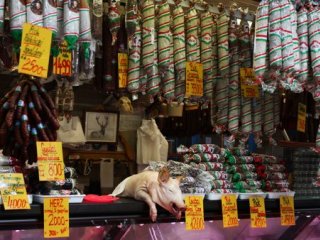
[84,111,119,143]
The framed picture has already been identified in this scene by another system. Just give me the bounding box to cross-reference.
[84,111,119,143]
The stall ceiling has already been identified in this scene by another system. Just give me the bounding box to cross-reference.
[207,0,259,12]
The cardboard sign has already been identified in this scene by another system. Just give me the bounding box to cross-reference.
[221,195,239,228]
[36,142,65,181]
[53,41,72,76]
[240,68,259,98]
[280,196,295,226]
[118,53,128,88]
[186,61,203,97]
[185,195,205,230]
[249,197,267,228]
[243,85,260,98]
[18,23,52,78]
[297,103,306,133]
[44,198,69,238]
[0,173,30,210]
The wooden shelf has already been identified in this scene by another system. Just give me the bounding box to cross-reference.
[278,140,316,148]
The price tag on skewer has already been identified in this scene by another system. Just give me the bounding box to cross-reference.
[280,196,295,226]
[249,197,267,228]
[221,194,239,228]
[53,41,72,76]
[36,142,65,181]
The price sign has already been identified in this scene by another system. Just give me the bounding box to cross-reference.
[297,103,306,133]
[118,53,128,88]
[18,23,52,78]
[185,195,204,230]
[44,197,69,238]
[249,197,267,228]
[0,173,30,210]
[221,194,239,228]
[186,61,203,97]
[243,85,259,98]
[36,142,65,181]
[53,41,72,76]
[280,196,295,226]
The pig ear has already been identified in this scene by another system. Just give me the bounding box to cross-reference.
[158,167,170,184]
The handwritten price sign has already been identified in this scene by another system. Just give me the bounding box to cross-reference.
[249,197,267,228]
[280,196,295,226]
[18,23,52,78]
[0,173,30,210]
[44,198,69,238]
[185,196,204,230]
[53,41,72,76]
[186,62,203,97]
[297,103,306,133]
[36,142,65,181]
[221,195,239,228]
[118,53,128,88]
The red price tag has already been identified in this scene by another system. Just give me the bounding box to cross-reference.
[53,41,72,76]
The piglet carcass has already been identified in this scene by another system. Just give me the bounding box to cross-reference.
[111,167,186,222]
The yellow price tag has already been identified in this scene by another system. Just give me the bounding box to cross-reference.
[18,23,52,78]
[44,197,69,238]
[118,53,128,88]
[53,41,72,76]
[280,196,295,226]
[221,194,239,228]
[185,195,205,230]
[186,61,203,97]
[240,68,256,85]
[249,197,267,228]
[242,85,260,98]
[36,142,65,181]
[297,103,306,133]
[0,173,30,210]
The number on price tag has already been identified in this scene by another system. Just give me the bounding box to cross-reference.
[221,195,239,228]
[36,142,65,181]
[186,62,203,97]
[18,23,52,78]
[249,197,267,228]
[44,198,69,238]
[118,53,128,88]
[185,195,204,230]
[280,196,295,226]
[0,173,30,210]
[53,41,72,76]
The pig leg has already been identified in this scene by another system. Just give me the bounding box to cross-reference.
[136,190,157,222]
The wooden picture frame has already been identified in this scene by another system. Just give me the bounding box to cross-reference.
[84,111,119,143]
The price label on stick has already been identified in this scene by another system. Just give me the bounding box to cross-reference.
[185,195,204,230]
[118,53,128,88]
[53,41,72,76]
[249,197,267,228]
[18,23,52,78]
[221,194,239,228]
[186,61,203,97]
[0,173,30,210]
[36,142,65,181]
[280,196,295,226]
[297,103,306,133]
[44,197,69,238]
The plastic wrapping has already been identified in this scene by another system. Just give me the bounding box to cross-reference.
[0,0,4,35]
[186,7,200,63]
[217,8,229,76]
[141,0,161,97]
[172,3,186,102]
[253,0,269,81]
[252,97,263,146]
[26,0,43,27]
[79,0,92,54]
[56,0,64,40]
[63,0,80,49]
[290,3,300,75]
[158,1,175,101]
[108,0,120,46]
[263,92,276,145]
[10,0,27,42]
[43,0,58,37]
[126,1,141,95]
[297,7,309,88]
[79,40,96,82]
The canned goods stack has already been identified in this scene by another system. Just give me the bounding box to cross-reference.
[293,149,320,198]
[253,154,290,193]
[225,148,263,193]
[181,144,234,195]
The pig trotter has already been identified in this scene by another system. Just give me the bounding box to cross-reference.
[136,190,157,222]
